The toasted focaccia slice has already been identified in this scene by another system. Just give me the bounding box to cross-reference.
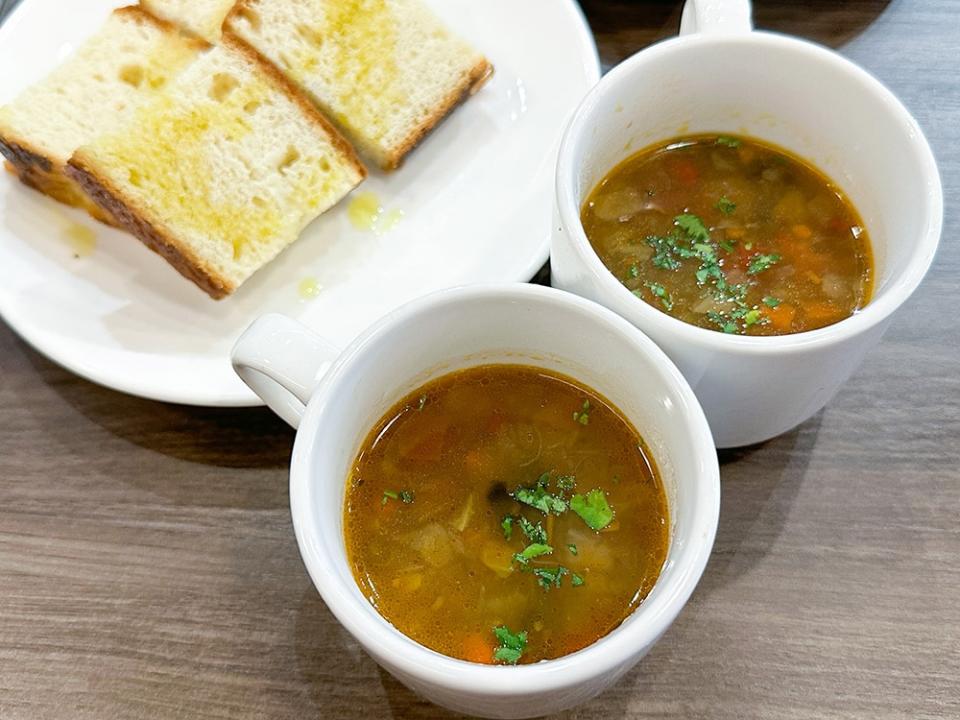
[224,0,493,169]
[67,37,366,298]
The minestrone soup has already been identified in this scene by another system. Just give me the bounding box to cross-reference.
[581,134,873,335]
[344,364,669,665]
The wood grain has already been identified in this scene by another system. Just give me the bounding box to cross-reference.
[1,1,958,718]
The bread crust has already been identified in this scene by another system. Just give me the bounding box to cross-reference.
[384,57,493,170]
[220,29,367,181]
[66,153,233,299]
[0,133,51,174]
[0,131,118,224]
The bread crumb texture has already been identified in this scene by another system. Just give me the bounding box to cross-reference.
[141,0,236,42]
[227,0,491,167]
[0,8,198,163]
[75,42,363,290]
[0,7,200,217]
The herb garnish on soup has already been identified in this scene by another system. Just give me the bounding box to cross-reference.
[581,133,874,335]
[343,365,669,664]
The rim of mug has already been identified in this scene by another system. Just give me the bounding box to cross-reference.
[289,283,720,695]
[555,31,943,355]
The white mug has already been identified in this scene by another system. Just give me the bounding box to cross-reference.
[232,284,720,718]
[551,0,942,448]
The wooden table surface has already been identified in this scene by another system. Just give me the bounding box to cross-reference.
[1,1,958,718]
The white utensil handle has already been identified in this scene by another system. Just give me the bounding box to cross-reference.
[231,314,339,429]
[680,0,752,35]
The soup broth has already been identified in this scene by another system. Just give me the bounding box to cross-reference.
[344,365,669,665]
[581,133,874,335]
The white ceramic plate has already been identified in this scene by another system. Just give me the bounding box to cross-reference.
[0,0,599,406]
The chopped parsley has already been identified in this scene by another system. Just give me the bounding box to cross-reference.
[570,489,614,531]
[763,296,781,308]
[573,400,591,426]
[533,566,570,589]
[692,242,716,262]
[634,212,772,335]
[695,263,720,285]
[716,136,741,148]
[707,311,739,334]
[743,308,763,327]
[382,489,414,505]
[517,516,547,544]
[492,625,527,665]
[674,213,710,242]
[647,234,682,270]
[499,477,593,593]
[513,542,553,566]
[747,253,781,275]
[628,264,639,279]
[512,473,568,515]
[716,196,736,215]
[645,282,674,311]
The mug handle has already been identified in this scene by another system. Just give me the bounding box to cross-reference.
[231,314,340,429]
[679,0,752,35]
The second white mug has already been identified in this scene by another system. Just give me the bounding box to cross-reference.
[550,0,942,447]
